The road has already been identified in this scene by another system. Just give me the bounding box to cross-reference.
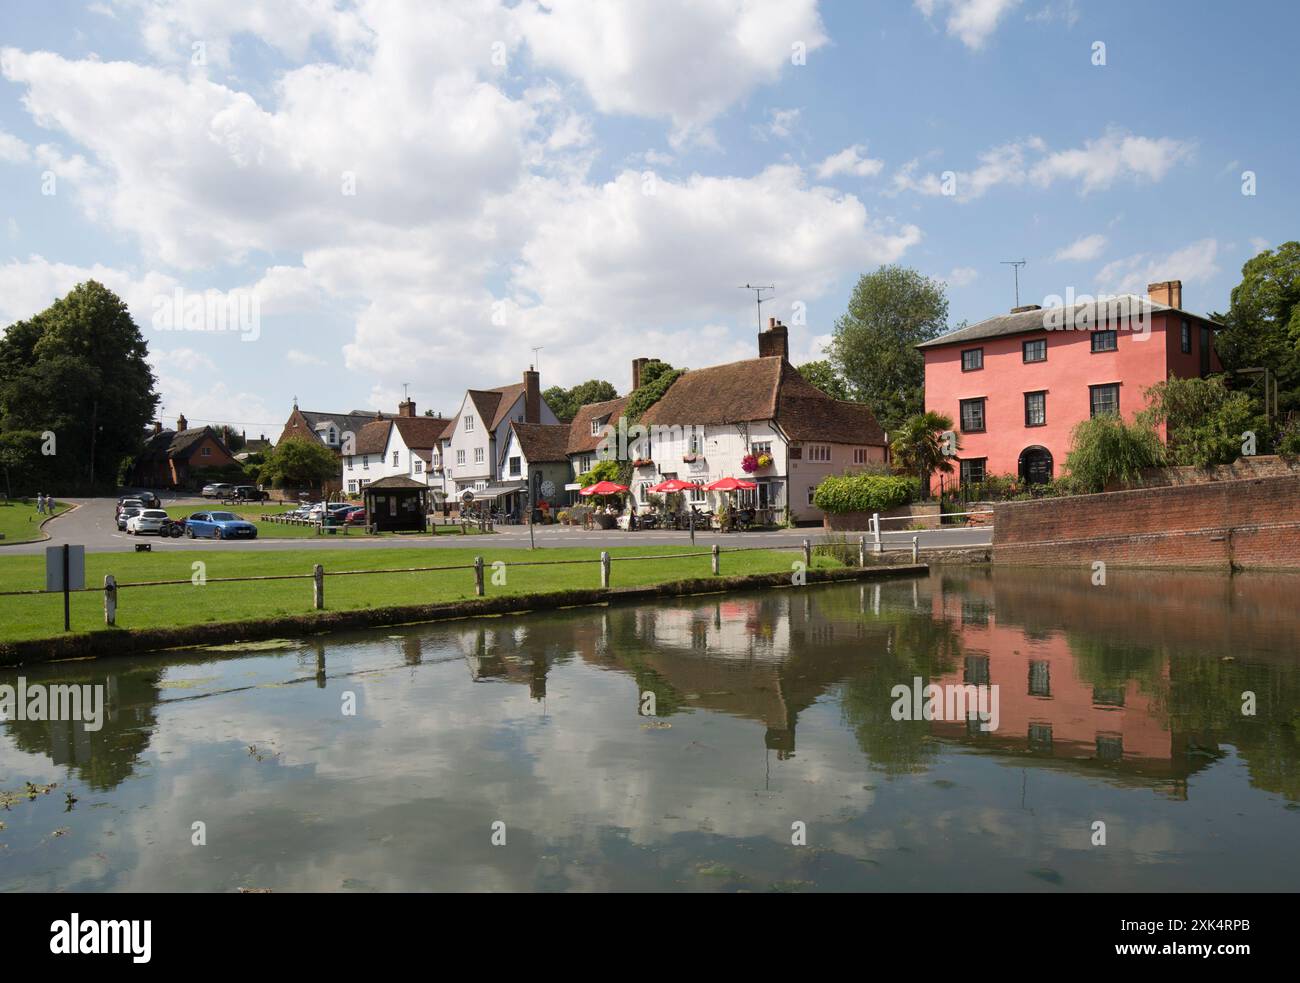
[4,497,994,556]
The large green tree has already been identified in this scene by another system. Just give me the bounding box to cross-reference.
[259,438,340,489]
[1211,241,1300,418]
[0,280,158,494]
[795,359,851,400]
[827,266,949,432]
[541,379,619,422]
[1139,374,1264,466]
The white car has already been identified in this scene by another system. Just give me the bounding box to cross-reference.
[126,509,170,535]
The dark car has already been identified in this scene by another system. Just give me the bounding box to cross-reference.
[119,491,160,509]
[184,511,258,540]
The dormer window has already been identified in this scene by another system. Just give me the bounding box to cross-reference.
[591,418,603,436]
[328,428,336,445]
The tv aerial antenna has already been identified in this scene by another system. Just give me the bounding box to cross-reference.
[1001,259,1026,308]
[739,283,775,331]
[531,346,543,373]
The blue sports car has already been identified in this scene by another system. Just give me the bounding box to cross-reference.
[185,511,258,540]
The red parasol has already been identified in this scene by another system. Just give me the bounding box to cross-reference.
[579,481,630,496]
[704,476,758,492]
[648,478,702,493]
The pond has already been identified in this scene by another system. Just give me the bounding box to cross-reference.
[1,567,1296,892]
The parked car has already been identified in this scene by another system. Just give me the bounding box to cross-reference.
[202,483,236,498]
[116,497,144,517]
[117,506,142,530]
[230,485,268,502]
[343,507,367,525]
[184,511,258,540]
[119,491,159,509]
[126,509,170,535]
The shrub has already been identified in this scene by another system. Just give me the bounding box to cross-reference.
[813,473,918,514]
[1063,415,1164,493]
[1140,374,1264,466]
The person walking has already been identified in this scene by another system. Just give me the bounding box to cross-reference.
[36,492,45,515]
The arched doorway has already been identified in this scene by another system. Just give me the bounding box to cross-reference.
[1018,446,1053,485]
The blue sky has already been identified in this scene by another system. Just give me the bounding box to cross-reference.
[1,0,1296,436]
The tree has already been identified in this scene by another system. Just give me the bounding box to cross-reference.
[889,411,957,497]
[1139,374,1264,466]
[1212,241,1300,417]
[1063,415,1164,493]
[827,266,949,432]
[542,379,620,422]
[0,281,158,494]
[796,360,851,400]
[259,438,340,489]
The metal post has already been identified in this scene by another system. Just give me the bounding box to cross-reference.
[689,507,695,545]
[474,556,485,596]
[62,544,70,632]
[912,536,919,563]
[711,543,720,575]
[600,551,611,588]
[802,538,811,567]
[103,574,117,626]
[313,564,324,610]
[872,512,882,554]
[858,535,866,568]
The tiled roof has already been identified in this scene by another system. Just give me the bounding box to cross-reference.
[916,295,1179,349]
[354,419,391,455]
[393,415,452,450]
[297,409,387,436]
[137,427,229,462]
[510,422,570,463]
[363,475,429,490]
[639,357,886,446]
[566,396,630,454]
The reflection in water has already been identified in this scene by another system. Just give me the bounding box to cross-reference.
[1,568,1296,891]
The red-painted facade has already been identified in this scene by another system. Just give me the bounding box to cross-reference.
[921,288,1222,485]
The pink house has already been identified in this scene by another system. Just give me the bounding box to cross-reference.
[918,279,1223,486]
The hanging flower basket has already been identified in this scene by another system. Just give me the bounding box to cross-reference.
[682,453,698,463]
[632,458,653,469]
[756,452,773,469]
[741,453,758,473]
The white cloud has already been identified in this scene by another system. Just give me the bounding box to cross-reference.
[516,0,827,143]
[946,266,978,287]
[0,129,31,163]
[762,107,802,140]
[1053,233,1107,262]
[1248,236,1270,255]
[815,144,884,180]
[1096,238,1219,297]
[286,349,327,367]
[891,128,1192,201]
[915,0,1022,50]
[0,254,177,327]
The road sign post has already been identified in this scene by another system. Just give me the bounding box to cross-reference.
[45,543,85,633]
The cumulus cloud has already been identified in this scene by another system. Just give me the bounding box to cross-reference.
[946,266,978,287]
[1096,238,1219,297]
[890,128,1192,201]
[915,0,1022,50]
[516,0,827,144]
[1053,233,1107,262]
[815,144,884,180]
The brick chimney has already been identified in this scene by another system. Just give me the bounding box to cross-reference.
[758,317,789,361]
[1147,279,1182,309]
[176,414,188,431]
[523,367,540,423]
[398,398,416,417]
[152,420,163,436]
[632,357,650,391]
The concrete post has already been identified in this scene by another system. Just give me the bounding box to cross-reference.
[858,535,866,568]
[912,536,919,563]
[711,543,720,575]
[872,512,882,553]
[104,574,117,626]
[474,556,485,596]
[600,551,611,588]
[802,538,812,567]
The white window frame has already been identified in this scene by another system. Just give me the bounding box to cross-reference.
[464,414,475,432]
[807,444,831,463]
[853,448,868,465]
[474,447,485,464]
[456,449,466,465]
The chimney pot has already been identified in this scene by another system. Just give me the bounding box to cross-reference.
[758,320,789,362]
[399,399,416,418]
[176,413,188,431]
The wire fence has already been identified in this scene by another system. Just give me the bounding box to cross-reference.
[0,537,934,631]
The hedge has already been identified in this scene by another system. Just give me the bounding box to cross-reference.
[813,474,918,514]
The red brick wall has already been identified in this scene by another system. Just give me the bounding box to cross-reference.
[993,474,1300,570]
[1109,455,1300,490]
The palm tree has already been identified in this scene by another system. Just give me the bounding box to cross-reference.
[890,411,958,498]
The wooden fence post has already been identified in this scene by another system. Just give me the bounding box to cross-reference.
[313,564,324,610]
[802,539,811,567]
[103,574,117,626]
[474,556,485,596]
[600,551,611,589]
[711,543,720,575]
[858,535,867,568]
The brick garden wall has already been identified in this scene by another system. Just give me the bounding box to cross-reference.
[993,474,1300,570]
[1107,454,1300,491]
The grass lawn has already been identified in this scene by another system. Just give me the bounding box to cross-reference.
[0,544,840,643]
[0,498,71,545]
[157,504,491,540]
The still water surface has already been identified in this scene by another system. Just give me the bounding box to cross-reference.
[2,568,1297,891]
